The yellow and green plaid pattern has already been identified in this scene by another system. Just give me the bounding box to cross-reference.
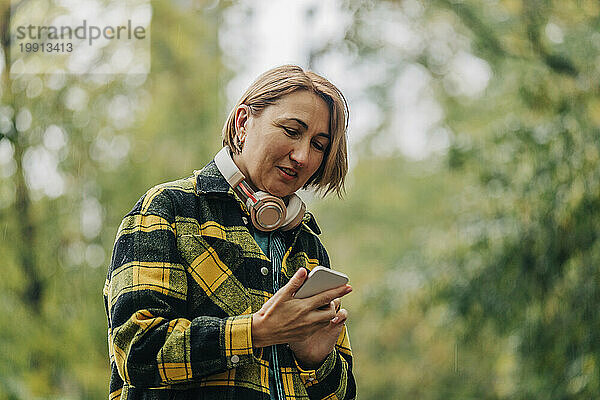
[104,161,355,400]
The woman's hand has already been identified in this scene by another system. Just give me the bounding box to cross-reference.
[251,268,352,349]
[288,298,348,369]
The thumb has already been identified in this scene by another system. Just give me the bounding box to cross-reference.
[282,268,308,297]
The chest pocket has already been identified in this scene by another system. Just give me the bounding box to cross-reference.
[176,233,251,317]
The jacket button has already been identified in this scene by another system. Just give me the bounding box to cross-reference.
[260,267,269,276]
[242,216,248,225]
[231,355,240,364]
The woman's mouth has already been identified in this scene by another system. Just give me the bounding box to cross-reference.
[277,166,297,179]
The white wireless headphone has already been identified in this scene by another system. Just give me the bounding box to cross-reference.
[214,146,306,231]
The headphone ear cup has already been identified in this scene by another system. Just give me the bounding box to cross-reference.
[280,194,306,231]
[250,192,287,231]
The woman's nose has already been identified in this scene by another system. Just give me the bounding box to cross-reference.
[290,140,311,167]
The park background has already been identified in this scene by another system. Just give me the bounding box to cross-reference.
[1,0,599,398]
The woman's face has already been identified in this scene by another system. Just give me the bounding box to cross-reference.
[233,90,331,198]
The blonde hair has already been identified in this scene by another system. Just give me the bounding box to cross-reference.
[222,65,349,198]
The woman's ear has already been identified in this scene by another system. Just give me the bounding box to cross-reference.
[234,105,250,140]
[232,105,250,153]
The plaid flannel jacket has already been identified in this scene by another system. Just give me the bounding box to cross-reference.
[103,160,356,400]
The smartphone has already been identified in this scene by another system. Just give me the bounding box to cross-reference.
[294,266,349,299]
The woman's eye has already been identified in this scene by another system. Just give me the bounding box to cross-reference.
[312,141,325,152]
[283,128,299,137]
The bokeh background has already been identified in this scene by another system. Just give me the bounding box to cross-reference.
[1,0,600,398]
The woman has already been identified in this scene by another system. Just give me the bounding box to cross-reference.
[104,65,356,400]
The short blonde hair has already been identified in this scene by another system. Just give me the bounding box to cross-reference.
[222,65,349,198]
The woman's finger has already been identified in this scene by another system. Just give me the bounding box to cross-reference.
[282,268,308,298]
[331,308,348,324]
[332,298,341,312]
[308,284,352,310]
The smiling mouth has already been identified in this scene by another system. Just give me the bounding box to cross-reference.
[277,166,297,177]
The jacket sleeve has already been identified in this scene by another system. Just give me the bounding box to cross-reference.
[104,186,257,387]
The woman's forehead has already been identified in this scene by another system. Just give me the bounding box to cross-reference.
[268,92,330,131]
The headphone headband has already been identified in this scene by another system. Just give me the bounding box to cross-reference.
[214,146,245,187]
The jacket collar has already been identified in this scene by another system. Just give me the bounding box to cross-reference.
[194,160,234,195]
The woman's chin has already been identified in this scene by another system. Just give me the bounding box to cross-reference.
[265,183,297,198]
[269,189,293,198]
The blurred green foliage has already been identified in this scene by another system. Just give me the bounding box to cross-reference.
[1,0,599,399]
[0,1,225,398]
[314,0,600,398]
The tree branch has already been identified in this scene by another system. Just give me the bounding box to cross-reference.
[435,0,578,76]
[0,0,44,314]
